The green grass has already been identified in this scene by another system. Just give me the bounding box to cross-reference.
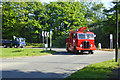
[1,48,56,58]
[66,59,118,80]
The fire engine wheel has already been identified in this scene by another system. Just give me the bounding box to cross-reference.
[81,50,84,53]
[89,50,93,54]
[74,46,79,54]
[3,45,7,48]
[66,45,70,52]
[91,52,93,54]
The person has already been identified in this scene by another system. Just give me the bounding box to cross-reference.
[10,40,13,48]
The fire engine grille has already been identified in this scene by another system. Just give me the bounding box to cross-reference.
[83,41,89,49]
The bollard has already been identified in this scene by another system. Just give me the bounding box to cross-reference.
[98,43,101,49]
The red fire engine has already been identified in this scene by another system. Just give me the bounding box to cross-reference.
[66,27,96,54]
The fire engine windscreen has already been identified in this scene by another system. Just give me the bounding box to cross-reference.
[78,34,94,39]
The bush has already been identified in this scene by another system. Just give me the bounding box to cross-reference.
[91,27,109,48]
[52,34,68,48]
[26,42,43,48]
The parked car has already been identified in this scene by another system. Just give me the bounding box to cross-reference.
[1,37,26,48]
[2,39,19,48]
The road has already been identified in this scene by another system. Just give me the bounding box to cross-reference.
[0,48,115,79]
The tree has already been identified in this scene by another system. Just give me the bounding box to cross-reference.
[85,2,105,28]
[102,2,120,34]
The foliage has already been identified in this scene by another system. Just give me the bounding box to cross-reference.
[85,2,105,28]
[52,33,68,48]
[26,42,43,48]
[2,1,91,43]
[66,59,118,79]
[2,2,45,42]
[1,48,56,58]
[90,27,109,48]
[102,2,120,34]
[3,1,116,48]
[102,2,120,47]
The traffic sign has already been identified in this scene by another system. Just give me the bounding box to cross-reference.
[50,30,52,34]
[45,31,47,37]
[42,31,44,37]
[47,32,49,37]
[44,31,49,37]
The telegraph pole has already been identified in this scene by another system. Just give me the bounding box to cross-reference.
[115,0,119,62]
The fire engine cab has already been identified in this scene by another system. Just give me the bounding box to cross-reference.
[66,27,96,54]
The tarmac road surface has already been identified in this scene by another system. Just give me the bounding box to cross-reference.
[0,48,115,79]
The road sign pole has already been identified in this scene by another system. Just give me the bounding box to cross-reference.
[50,29,52,51]
[46,32,47,51]
[45,31,49,52]
[50,35,52,51]
[43,36,44,50]
[42,31,45,50]
[115,1,119,62]
[47,36,48,51]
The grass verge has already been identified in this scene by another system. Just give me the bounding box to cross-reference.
[1,48,57,58]
[66,59,118,80]
[97,48,115,51]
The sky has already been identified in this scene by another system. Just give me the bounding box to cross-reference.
[41,0,115,9]
[101,0,115,9]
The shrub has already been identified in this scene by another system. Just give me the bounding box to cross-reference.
[26,42,43,48]
[52,34,68,48]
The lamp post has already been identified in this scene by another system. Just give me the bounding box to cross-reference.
[115,0,119,62]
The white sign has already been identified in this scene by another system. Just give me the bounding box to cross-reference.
[47,32,49,37]
[110,34,113,40]
[42,31,49,37]
[50,30,52,34]
[42,31,44,37]
[45,31,47,37]
[44,31,49,37]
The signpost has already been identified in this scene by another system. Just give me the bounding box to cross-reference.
[50,29,52,51]
[42,31,49,51]
[42,31,45,50]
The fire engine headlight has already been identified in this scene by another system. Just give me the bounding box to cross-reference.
[90,44,93,47]
[80,44,82,47]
